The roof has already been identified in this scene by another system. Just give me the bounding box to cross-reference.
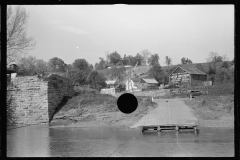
[141,78,159,84]
[105,80,117,85]
[171,65,207,75]
[131,78,141,83]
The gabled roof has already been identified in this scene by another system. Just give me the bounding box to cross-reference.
[170,65,207,75]
[105,80,117,85]
[131,78,141,83]
[141,78,159,84]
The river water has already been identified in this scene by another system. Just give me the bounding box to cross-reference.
[7,125,234,157]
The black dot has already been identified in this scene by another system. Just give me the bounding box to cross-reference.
[117,93,138,114]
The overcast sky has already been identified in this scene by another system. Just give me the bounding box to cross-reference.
[19,5,234,66]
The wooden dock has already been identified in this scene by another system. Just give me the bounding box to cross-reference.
[141,124,199,133]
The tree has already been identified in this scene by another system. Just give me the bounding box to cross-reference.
[148,64,164,83]
[134,53,144,66]
[140,49,151,65]
[67,68,86,85]
[7,5,36,65]
[148,54,160,66]
[109,66,126,82]
[122,54,129,65]
[87,71,107,91]
[181,57,192,64]
[35,59,49,75]
[17,56,49,76]
[48,57,66,72]
[221,61,229,69]
[165,56,172,66]
[206,52,223,70]
[17,56,37,76]
[109,51,122,65]
[95,57,107,70]
[73,58,89,71]
[116,61,124,67]
[128,55,138,66]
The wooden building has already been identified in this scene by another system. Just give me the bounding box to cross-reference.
[169,65,207,86]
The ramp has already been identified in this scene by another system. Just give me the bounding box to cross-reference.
[131,99,200,133]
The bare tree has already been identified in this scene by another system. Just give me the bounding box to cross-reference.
[7,5,36,65]
[140,49,151,65]
[206,52,223,70]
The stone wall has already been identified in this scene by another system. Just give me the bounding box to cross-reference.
[7,74,74,125]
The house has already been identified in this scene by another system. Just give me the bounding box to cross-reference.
[140,78,159,89]
[169,65,207,86]
[125,78,141,92]
[105,80,117,88]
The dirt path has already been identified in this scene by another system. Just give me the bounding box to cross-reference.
[130,98,198,128]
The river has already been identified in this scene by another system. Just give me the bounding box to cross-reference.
[7,125,234,157]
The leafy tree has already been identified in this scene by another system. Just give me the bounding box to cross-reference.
[109,51,122,65]
[109,66,126,82]
[17,56,49,76]
[140,49,151,65]
[17,56,37,76]
[148,64,164,83]
[7,5,36,65]
[122,54,130,65]
[135,53,145,66]
[148,53,160,66]
[221,61,229,69]
[35,59,49,75]
[181,57,192,64]
[48,57,66,72]
[67,68,86,85]
[73,58,89,71]
[87,71,107,91]
[165,56,172,66]
[116,61,124,67]
[127,55,137,66]
[215,68,231,84]
[95,57,107,70]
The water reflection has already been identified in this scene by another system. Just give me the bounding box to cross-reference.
[7,126,234,157]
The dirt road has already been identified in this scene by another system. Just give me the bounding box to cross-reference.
[130,98,198,128]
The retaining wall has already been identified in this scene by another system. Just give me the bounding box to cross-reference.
[7,74,74,125]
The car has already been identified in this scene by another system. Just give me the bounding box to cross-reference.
[187,90,202,98]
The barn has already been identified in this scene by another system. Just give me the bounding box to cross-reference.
[169,65,207,86]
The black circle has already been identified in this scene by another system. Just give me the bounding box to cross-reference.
[117,93,138,114]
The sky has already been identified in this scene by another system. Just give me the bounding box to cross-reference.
[15,5,234,66]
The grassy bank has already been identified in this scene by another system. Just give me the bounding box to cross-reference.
[183,83,234,128]
[50,90,157,127]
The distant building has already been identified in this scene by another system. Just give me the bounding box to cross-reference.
[105,80,117,88]
[169,65,207,86]
[125,77,158,91]
[125,78,141,92]
[140,78,159,89]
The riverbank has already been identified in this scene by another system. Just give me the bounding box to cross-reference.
[49,86,234,128]
[183,95,234,128]
[49,92,158,128]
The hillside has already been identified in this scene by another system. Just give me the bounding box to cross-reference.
[97,61,233,79]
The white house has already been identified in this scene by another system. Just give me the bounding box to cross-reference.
[125,78,141,92]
